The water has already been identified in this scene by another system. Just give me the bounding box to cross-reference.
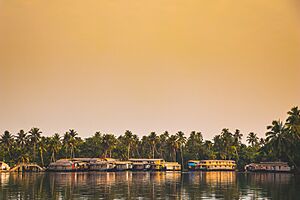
[0,171,299,199]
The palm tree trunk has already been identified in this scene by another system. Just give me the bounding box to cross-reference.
[34,143,36,162]
[40,150,44,167]
[181,146,184,170]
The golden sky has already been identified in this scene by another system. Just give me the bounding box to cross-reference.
[0,0,299,140]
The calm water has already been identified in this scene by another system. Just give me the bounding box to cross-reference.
[0,171,299,199]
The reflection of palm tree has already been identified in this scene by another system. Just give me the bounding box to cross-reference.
[28,128,42,162]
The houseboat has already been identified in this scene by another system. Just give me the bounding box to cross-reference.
[48,159,88,172]
[149,159,165,171]
[114,161,133,171]
[164,162,181,171]
[245,162,291,173]
[0,161,10,172]
[187,160,200,171]
[196,160,236,171]
[129,159,163,171]
[89,158,117,171]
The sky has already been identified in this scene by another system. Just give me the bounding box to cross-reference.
[0,0,299,141]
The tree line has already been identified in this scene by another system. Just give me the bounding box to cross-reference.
[1,107,299,170]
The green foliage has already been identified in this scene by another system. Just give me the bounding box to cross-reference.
[0,106,299,170]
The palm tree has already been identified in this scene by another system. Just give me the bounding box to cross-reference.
[286,106,300,139]
[247,132,258,147]
[68,129,78,158]
[123,130,134,159]
[148,132,159,159]
[233,129,243,146]
[49,133,61,162]
[158,131,169,159]
[176,131,186,169]
[0,130,14,160]
[28,127,42,162]
[168,135,179,162]
[15,130,28,148]
[15,130,30,163]
[102,134,117,158]
[38,136,48,167]
[265,120,288,160]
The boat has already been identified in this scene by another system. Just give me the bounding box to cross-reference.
[89,158,117,171]
[48,159,88,172]
[195,160,236,171]
[129,159,162,171]
[0,161,10,172]
[114,161,133,171]
[245,162,291,173]
[164,162,181,171]
[187,160,200,171]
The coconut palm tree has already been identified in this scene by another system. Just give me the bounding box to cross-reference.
[168,135,179,162]
[176,131,186,169]
[148,132,159,159]
[102,134,118,158]
[38,136,48,167]
[0,130,14,160]
[49,133,61,162]
[15,130,30,163]
[15,130,28,148]
[265,120,288,160]
[123,130,134,159]
[286,106,300,139]
[247,132,258,147]
[68,129,79,158]
[158,131,169,160]
[28,127,42,162]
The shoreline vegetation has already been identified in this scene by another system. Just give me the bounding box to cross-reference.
[1,107,299,172]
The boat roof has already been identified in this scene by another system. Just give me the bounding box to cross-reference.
[129,158,164,161]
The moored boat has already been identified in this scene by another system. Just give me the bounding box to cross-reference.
[245,162,291,173]
[89,158,117,171]
[129,159,163,171]
[187,160,200,171]
[48,159,88,172]
[0,161,10,172]
[114,161,133,171]
[164,162,181,171]
[195,160,236,171]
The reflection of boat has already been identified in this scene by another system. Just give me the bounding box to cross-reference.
[0,161,10,172]
[245,162,291,173]
[196,160,236,171]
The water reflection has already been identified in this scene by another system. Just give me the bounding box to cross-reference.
[0,172,298,199]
